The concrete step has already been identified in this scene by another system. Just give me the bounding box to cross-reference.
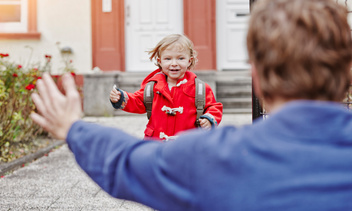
[223,108,252,114]
[215,70,251,81]
[218,97,252,108]
[216,86,252,98]
[216,73,252,114]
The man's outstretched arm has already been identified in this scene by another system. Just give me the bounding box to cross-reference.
[30,73,197,210]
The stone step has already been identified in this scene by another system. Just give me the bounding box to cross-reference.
[216,87,252,98]
[223,108,252,114]
[218,97,252,108]
[216,72,251,114]
[215,70,251,80]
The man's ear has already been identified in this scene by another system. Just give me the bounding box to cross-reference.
[251,64,263,99]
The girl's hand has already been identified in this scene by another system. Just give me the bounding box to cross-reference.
[110,87,121,103]
[199,118,211,130]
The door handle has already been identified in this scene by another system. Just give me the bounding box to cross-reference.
[126,5,130,18]
[236,13,249,17]
[126,5,130,25]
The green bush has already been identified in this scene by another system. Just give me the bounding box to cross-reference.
[0,53,50,162]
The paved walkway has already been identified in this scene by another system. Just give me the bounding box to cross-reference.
[0,114,252,210]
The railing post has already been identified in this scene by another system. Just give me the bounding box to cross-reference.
[250,0,263,121]
[252,87,263,121]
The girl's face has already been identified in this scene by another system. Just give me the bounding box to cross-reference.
[157,44,192,85]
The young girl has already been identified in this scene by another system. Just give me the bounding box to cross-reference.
[109,34,223,141]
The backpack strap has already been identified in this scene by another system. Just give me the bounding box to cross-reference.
[195,78,206,127]
[144,81,155,119]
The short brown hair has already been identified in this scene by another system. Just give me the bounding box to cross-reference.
[148,34,198,70]
[247,0,352,102]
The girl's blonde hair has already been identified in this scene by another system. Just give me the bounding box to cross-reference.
[148,34,198,70]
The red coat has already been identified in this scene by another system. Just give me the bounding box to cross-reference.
[113,69,223,140]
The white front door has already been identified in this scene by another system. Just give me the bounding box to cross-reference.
[216,0,250,70]
[125,0,183,72]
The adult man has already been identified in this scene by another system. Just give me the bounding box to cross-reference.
[31,0,352,210]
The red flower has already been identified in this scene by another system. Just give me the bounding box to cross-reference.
[17,65,22,69]
[0,53,9,58]
[25,84,35,90]
[36,76,42,80]
[1,176,4,178]
[33,68,38,71]
[70,72,76,76]
[45,54,52,62]
[12,73,18,77]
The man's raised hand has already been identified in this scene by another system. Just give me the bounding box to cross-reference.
[30,72,82,140]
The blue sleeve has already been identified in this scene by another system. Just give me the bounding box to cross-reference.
[66,120,198,210]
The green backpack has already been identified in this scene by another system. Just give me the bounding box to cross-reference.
[143,78,206,126]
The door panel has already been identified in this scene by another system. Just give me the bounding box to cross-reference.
[217,0,250,70]
[125,0,183,72]
[226,26,248,62]
[92,0,125,71]
[184,0,216,70]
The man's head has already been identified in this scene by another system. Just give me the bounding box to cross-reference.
[247,0,352,103]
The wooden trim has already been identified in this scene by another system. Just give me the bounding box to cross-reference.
[210,0,216,70]
[28,0,37,32]
[91,0,97,69]
[118,0,125,71]
[0,32,40,39]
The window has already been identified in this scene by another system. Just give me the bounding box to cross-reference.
[0,0,40,39]
[0,0,28,32]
